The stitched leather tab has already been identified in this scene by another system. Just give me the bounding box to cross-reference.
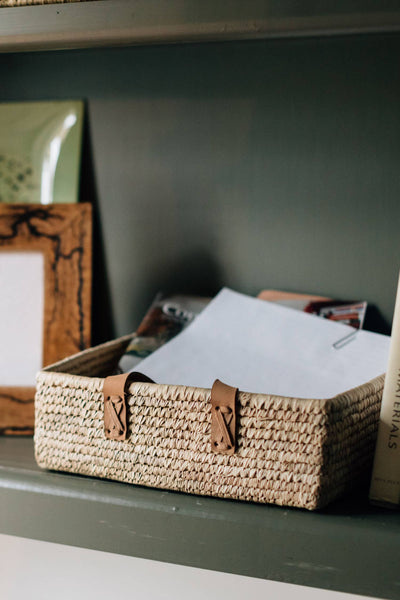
[103,372,154,441]
[211,379,238,455]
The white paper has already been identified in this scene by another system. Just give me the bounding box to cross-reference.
[134,288,390,399]
[0,251,44,386]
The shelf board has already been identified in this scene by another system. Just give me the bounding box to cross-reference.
[1,437,400,599]
[1,0,400,52]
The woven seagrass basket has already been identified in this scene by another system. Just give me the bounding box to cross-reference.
[0,0,94,7]
[34,334,384,510]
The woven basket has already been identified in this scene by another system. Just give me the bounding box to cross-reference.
[34,334,384,510]
[0,0,94,6]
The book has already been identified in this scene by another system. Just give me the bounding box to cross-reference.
[369,273,400,508]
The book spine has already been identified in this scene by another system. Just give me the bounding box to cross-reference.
[369,274,400,507]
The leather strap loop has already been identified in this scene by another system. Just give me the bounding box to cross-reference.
[103,372,154,441]
[211,379,238,455]
[104,373,238,454]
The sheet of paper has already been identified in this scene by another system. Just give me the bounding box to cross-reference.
[134,288,390,399]
[0,251,44,386]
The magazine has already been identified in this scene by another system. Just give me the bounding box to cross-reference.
[119,294,210,372]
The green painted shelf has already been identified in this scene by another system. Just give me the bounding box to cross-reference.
[1,0,400,53]
[0,437,399,599]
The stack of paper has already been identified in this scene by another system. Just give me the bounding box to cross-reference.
[133,288,390,399]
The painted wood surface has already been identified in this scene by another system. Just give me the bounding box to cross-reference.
[0,533,378,600]
[1,438,400,599]
[0,0,400,53]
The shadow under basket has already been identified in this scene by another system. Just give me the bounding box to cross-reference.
[34,334,384,510]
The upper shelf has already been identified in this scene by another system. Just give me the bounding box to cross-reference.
[1,0,400,53]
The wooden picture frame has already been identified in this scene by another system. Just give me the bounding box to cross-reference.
[0,203,92,434]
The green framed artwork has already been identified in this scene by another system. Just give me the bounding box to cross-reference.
[0,100,83,205]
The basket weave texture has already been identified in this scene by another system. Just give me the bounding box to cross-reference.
[0,0,95,6]
[35,335,384,510]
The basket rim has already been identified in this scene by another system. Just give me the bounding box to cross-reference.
[36,333,385,407]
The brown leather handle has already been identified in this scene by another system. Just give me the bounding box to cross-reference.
[104,373,238,455]
[103,372,154,441]
[211,379,238,455]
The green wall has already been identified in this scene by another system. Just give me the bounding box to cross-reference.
[0,34,399,338]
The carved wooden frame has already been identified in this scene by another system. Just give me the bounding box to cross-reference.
[0,203,92,434]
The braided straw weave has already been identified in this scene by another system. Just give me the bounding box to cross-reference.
[0,0,95,6]
[35,335,384,510]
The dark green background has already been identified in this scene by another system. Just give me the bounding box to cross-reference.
[1,33,399,339]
